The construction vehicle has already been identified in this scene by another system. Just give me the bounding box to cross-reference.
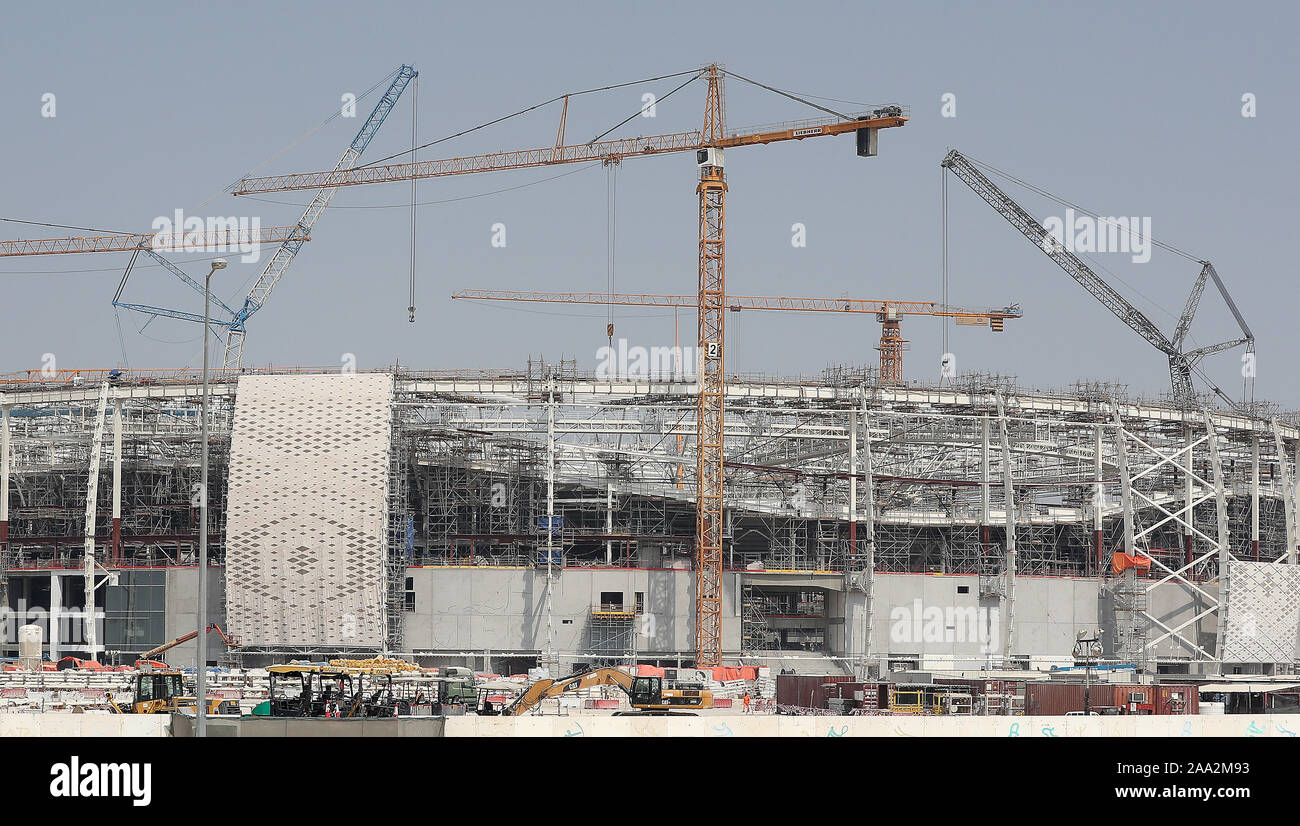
[265,664,412,718]
[136,622,240,666]
[501,667,713,716]
[107,668,237,715]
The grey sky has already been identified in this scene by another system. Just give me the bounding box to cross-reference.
[2,1,1296,406]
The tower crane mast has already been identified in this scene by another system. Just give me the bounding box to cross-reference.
[234,63,907,667]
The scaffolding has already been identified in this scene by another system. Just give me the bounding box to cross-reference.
[2,363,1298,670]
[588,608,637,666]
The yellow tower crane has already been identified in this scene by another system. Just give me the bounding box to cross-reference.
[451,289,1021,384]
[232,64,909,667]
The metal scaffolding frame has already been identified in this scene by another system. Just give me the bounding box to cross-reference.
[2,365,1298,670]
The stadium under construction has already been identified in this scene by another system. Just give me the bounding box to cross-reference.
[2,362,1298,680]
[1,60,1297,699]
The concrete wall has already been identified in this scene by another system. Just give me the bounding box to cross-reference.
[443,714,1297,738]
[132,567,1216,671]
[169,713,444,738]
[405,567,741,668]
[163,567,226,668]
[0,714,169,737]
[834,574,1098,669]
[1145,579,1219,661]
[833,573,1220,669]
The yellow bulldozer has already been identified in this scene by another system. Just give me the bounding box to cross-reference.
[500,667,712,716]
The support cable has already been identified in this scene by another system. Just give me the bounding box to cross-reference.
[961,152,1201,264]
[721,69,853,120]
[409,74,419,323]
[358,69,700,169]
[588,74,700,144]
[941,165,950,367]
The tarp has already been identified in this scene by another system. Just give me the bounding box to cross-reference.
[636,665,666,677]
[1111,552,1152,576]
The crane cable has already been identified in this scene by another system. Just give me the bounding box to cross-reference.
[961,152,1201,264]
[606,161,618,348]
[941,165,950,381]
[221,66,404,198]
[950,154,1250,405]
[721,69,853,121]
[409,74,419,323]
[357,69,702,170]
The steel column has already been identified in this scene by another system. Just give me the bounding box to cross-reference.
[1205,413,1231,661]
[996,393,1016,657]
[1251,436,1260,561]
[1184,426,1195,568]
[981,416,991,560]
[82,383,109,660]
[112,401,122,567]
[1093,424,1104,574]
[861,402,876,667]
[1274,420,1297,562]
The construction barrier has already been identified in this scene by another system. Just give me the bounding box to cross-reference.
[443,714,1300,738]
[0,713,169,737]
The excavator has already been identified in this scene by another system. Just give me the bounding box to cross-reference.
[136,623,241,667]
[500,668,713,716]
[107,668,238,715]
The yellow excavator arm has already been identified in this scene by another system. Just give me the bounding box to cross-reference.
[504,668,635,716]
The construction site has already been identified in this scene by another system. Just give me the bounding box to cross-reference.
[2,55,1299,736]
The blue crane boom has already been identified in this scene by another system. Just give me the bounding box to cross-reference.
[220,64,417,368]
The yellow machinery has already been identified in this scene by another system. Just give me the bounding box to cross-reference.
[502,668,713,716]
[887,684,974,715]
[107,669,236,715]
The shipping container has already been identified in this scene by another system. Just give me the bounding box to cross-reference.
[1025,682,1198,715]
[826,681,886,711]
[775,674,853,710]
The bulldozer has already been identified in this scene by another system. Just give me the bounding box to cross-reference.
[107,669,237,715]
[501,668,712,716]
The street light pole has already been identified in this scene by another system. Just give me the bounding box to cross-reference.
[1074,629,1103,716]
[196,258,226,738]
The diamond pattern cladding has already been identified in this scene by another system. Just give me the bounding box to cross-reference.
[224,374,394,648]
[1221,561,1300,663]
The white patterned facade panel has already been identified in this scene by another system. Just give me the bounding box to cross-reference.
[1221,561,1300,663]
[224,374,393,648]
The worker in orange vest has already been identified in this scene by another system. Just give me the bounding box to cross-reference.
[743,691,751,713]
